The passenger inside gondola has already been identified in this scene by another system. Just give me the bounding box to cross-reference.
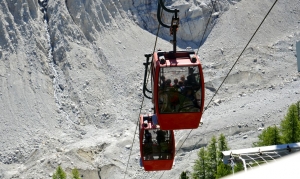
[165,79,172,87]
[156,130,166,145]
[173,78,180,88]
[145,130,152,143]
[160,75,166,89]
[187,67,198,86]
[144,130,154,160]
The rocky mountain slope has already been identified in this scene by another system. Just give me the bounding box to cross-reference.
[0,0,299,178]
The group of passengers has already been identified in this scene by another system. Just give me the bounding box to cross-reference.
[160,76,190,93]
[159,68,200,111]
[144,130,169,160]
[161,68,199,90]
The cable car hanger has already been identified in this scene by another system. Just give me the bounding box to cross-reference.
[142,0,180,100]
[157,0,179,53]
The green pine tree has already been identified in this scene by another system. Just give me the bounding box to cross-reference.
[52,166,67,179]
[72,168,82,179]
[217,134,229,161]
[281,103,300,143]
[191,134,231,179]
[215,134,231,178]
[234,162,244,173]
[207,136,217,179]
[215,162,231,179]
[192,147,208,179]
[253,125,282,147]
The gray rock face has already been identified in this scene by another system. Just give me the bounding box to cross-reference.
[0,0,299,178]
[128,0,230,47]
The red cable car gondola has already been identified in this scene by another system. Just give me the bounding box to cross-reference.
[152,50,205,130]
[142,0,205,130]
[139,114,175,171]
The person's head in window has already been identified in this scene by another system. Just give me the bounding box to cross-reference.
[165,79,172,87]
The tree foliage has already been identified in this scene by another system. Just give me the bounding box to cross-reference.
[52,166,67,179]
[72,168,82,179]
[192,147,208,179]
[216,134,230,178]
[215,162,231,179]
[207,136,217,178]
[192,134,231,179]
[254,102,300,147]
[234,162,244,173]
[254,125,282,147]
[52,166,82,179]
[281,103,300,143]
[217,134,229,160]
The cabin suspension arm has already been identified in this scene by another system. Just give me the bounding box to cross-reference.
[143,54,152,99]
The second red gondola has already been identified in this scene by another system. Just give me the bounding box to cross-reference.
[139,114,175,171]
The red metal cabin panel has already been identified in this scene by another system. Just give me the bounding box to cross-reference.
[157,113,202,130]
[143,159,173,171]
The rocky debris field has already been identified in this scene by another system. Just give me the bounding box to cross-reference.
[0,0,299,178]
